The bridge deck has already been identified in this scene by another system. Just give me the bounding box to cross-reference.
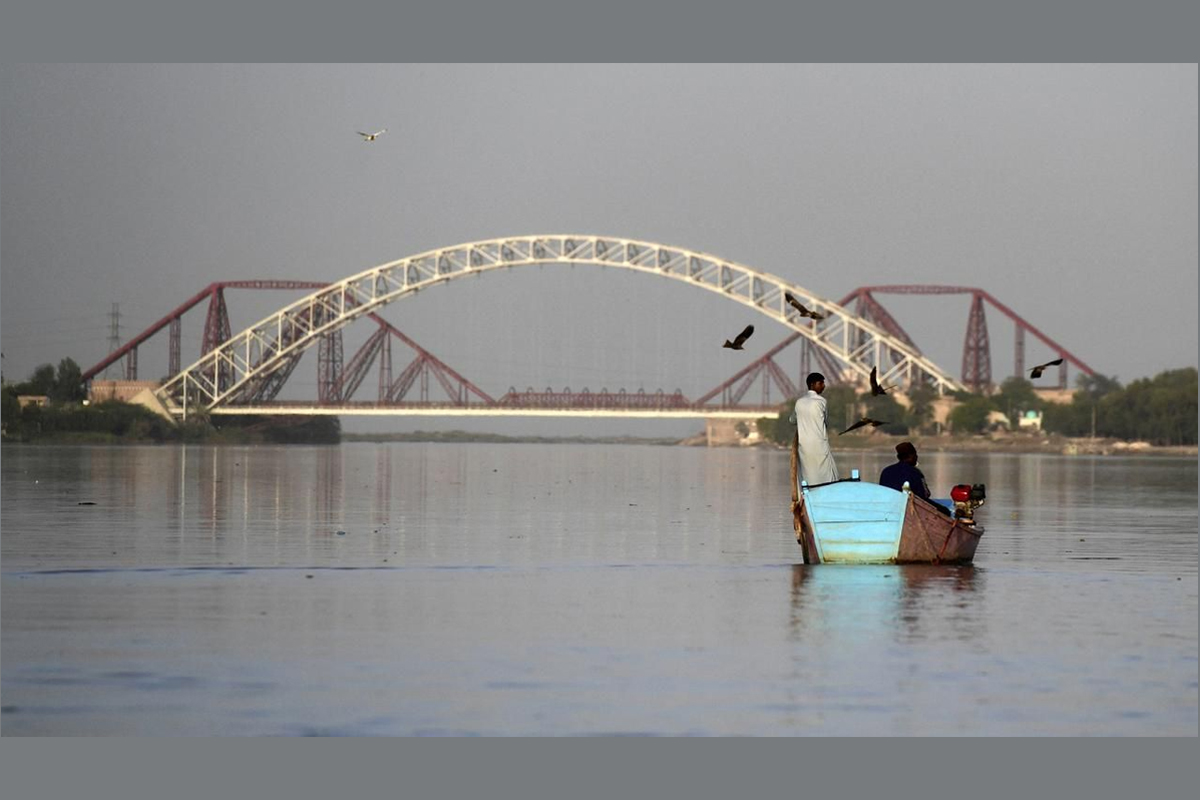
[205,404,777,419]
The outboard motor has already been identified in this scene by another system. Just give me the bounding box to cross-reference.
[950,483,987,523]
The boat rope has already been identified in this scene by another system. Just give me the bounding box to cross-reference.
[936,519,959,563]
[909,495,942,564]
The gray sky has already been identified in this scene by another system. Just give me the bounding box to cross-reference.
[1,64,1196,435]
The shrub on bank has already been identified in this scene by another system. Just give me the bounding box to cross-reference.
[754,367,1197,446]
[211,414,341,444]
[1,391,341,445]
[1,400,176,442]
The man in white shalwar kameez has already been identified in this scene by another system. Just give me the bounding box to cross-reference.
[793,372,839,486]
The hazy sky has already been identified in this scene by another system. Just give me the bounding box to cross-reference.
[1,64,1195,435]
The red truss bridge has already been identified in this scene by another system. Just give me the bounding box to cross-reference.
[81,236,1094,419]
[838,286,1095,393]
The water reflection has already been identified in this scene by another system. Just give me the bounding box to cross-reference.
[316,445,343,530]
[789,563,983,644]
[374,445,392,529]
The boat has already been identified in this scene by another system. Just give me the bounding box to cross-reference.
[788,437,986,564]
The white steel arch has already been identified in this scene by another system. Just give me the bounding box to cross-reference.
[156,235,965,417]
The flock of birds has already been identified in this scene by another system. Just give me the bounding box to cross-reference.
[353,129,1072,440]
[722,292,1068,435]
[721,292,826,351]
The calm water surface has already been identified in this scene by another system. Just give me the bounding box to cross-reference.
[2,442,1196,735]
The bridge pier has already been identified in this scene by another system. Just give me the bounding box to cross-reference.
[128,387,175,421]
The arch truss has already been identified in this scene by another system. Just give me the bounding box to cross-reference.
[156,236,966,417]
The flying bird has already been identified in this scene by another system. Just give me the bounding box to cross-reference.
[723,324,755,350]
[869,366,896,396]
[839,416,888,435]
[785,292,826,321]
[357,129,388,142]
[1029,358,1064,379]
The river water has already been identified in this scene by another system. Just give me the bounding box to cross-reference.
[2,442,1195,736]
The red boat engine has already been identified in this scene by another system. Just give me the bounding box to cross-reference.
[950,483,986,522]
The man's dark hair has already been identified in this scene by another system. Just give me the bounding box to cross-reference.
[895,441,918,461]
[806,372,825,389]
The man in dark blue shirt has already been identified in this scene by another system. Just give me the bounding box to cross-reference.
[879,441,931,499]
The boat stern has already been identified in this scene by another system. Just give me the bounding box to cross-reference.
[799,481,908,563]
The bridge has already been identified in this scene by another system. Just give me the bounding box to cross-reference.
[81,235,1094,420]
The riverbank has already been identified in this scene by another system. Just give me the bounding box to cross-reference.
[0,406,340,445]
[798,432,1197,458]
[341,431,681,446]
[343,429,1195,456]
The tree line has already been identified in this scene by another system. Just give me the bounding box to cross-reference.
[758,367,1197,447]
[3,358,87,404]
[2,358,340,444]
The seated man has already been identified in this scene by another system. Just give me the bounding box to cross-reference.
[879,441,931,499]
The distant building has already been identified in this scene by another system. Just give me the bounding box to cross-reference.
[1017,409,1044,432]
[1033,387,1074,405]
[985,410,1011,431]
[88,380,160,404]
[16,394,48,409]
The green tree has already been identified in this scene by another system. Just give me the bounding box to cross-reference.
[860,392,908,435]
[1076,373,1123,400]
[823,385,859,434]
[756,382,870,444]
[948,395,993,434]
[258,415,341,444]
[993,376,1041,424]
[904,383,938,435]
[1041,398,1091,437]
[15,363,57,396]
[1105,368,1197,445]
[1,386,21,429]
[19,402,43,434]
[50,357,85,404]
[757,387,861,442]
[757,401,797,445]
[1040,369,1195,445]
[1042,373,1123,437]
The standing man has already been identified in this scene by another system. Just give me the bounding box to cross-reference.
[879,441,931,499]
[793,372,839,486]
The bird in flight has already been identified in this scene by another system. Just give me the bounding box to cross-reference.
[357,129,388,142]
[723,324,755,350]
[869,366,896,396]
[839,416,888,435]
[1029,358,1064,379]
[784,292,826,321]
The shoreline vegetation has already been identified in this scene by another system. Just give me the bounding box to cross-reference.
[3,363,1195,455]
[354,431,1197,457]
[0,404,341,446]
[337,430,1196,457]
[2,418,1194,457]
